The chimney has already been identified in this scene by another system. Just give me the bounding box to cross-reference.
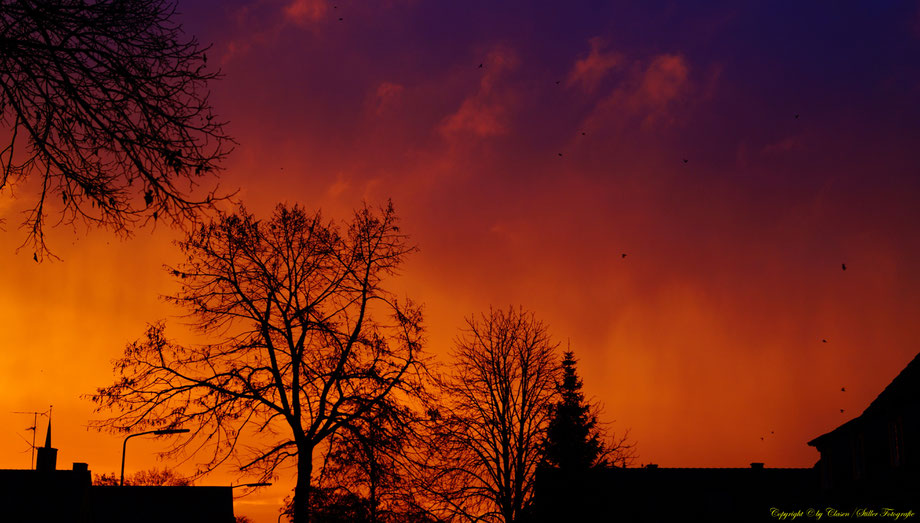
[36,420,57,472]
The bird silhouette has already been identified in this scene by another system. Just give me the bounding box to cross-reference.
[581,132,586,136]
[822,339,827,343]
[760,437,764,441]
[558,153,563,157]
[841,387,846,392]
[339,17,343,21]
[478,63,483,69]
[840,409,845,413]
[794,114,799,119]
[621,253,627,258]
[682,158,688,164]
[770,431,774,434]
[555,80,561,85]
[842,263,847,271]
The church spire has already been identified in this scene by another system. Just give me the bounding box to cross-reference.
[36,414,57,472]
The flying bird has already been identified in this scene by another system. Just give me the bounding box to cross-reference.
[682,158,688,164]
[581,132,586,136]
[842,263,847,271]
[841,387,846,392]
[822,339,827,343]
[339,17,343,21]
[621,253,627,258]
[558,153,563,157]
[555,80,561,85]
[794,114,799,119]
[840,409,845,413]
[478,63,483,68]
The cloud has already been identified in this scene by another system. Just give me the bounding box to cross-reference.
[630,54,689,113]
[584,53,691,131]
[326,172,350,198]
[371,82,405,115]
[283,0,328,24]
[439,47,519,138]
[566,38,622,93]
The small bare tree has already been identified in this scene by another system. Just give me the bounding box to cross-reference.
[421,307,560,523]
[316,395,434,522]
[91,202,425,523]
[0,0,232,257]
[94,467,192,486]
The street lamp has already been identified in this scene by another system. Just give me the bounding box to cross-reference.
[120,428,190,486]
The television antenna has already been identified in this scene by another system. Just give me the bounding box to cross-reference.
[12,405,52,470]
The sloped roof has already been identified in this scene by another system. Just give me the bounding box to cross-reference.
[808,352,920,447]
[862,351,920,416]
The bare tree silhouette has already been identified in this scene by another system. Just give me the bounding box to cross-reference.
[419,307,559,523]
[91,202,425,523]
[0,0,232,257]
[316,397,428,522]
[94,467,192,486]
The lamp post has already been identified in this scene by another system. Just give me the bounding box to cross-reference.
[120,428,190,486]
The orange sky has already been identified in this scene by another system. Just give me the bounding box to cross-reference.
[4,1,920,521]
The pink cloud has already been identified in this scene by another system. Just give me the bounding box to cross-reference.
[439,47,519,138]
[566,38,622,93]
[634,54,689,109]
[371,82,405,115]
[583,53,691,132]
[284,0,328,24]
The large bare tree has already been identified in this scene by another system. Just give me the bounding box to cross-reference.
[0,0,232,257]
[91,202,425,523]
[420,307,560,523]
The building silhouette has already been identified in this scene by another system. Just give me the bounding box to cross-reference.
[0,421,234,523]
[533,352,920,522]
[809,352,920,505]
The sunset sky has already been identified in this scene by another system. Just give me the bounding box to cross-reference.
[4,1,920,521]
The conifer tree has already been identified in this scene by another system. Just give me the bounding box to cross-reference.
[542,351,605,470]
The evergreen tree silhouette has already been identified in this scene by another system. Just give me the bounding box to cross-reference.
[542,351,604,470]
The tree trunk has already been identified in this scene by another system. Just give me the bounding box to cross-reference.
[291,446,314,523]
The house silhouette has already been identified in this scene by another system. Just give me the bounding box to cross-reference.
[809,352,920,505]
[0,421,234,523]
[532,352,920,522]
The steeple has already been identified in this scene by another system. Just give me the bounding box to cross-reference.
[36,419,57,472]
